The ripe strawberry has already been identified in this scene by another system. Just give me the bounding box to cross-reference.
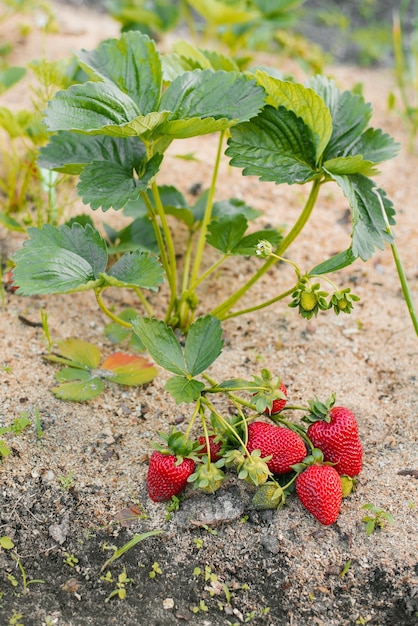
[198,435,223,462]
[296,464,343,525]
[264,382,288,415]
[306,404,362,477]
[146,451,195,502]
[247,421,306,475]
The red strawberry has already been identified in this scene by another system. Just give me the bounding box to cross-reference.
[146,451,195,502]
[247,421,306,475]
[307,405,362,477]
[264,382,288,415]
[198,435,223,462]
[296,464,343,525]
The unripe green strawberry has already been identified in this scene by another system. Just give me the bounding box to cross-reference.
[296,464,343,525]
[300,290,317,311]
[147,451,195,502]
[247,421,306,475]
[252,482,284,510]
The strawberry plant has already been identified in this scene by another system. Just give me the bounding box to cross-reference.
[11,31,417,337]
[129,314,363,525]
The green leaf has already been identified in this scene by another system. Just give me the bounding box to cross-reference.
[308,76,372,160]
[54,338,102,369]
[212,198,261,221]
[323,156,378,176]
[52,371,104,401]
[102,250,164,290]
[226,105,317,184]
[184,315,224,376]
[13,223,108,295]
[131,317,187,375]
[76,32,162,114]
[38,133,147,175]
[233,228,281,256]
[104,308,145,352]
[165,375,206,404]
[255,72,333,161]
[77,153,163,211]
[0,211,25,232]
[347,127,400,163]
[329,174,395,261]
[309,248,358,276]
[108,217,159,254]
[44,81,141,132]
[206,215,248,253]
[159,69,265,127]
[0,66,26,93]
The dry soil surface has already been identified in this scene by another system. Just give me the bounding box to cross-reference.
[0,3,417,626]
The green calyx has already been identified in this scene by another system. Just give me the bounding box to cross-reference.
[251,368,286,414]
[330,288,360,315]
[237,449,272,486]
[289,279,329,320]
[291,447,324,473]
[302,393,336,424]
[151,429,202,462]
[188,459,225,493]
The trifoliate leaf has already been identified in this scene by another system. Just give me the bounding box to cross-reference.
[226,105,317,184]
[165,375,205,404]
[131,317,187,375]
[13,223,108,295]
[184,315,224,376]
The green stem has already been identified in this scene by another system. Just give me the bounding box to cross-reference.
[141,190,171,281]
[211,177,323,319]
[189,253,229,292]
[373,189,418,337]
[151,181,178,313]
[95,289,132,328]
[218,286,296,321]
[132,286,155,317]
[189,131,225,287]
[185,400,201,439]
[201,397,250,457]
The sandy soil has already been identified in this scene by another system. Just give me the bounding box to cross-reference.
[0,3,417,626]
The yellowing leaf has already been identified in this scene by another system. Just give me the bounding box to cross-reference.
[101,352,157,385]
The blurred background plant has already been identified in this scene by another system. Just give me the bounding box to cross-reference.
[390,0,418,151]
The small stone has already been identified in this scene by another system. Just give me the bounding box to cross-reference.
[163,598,175,610]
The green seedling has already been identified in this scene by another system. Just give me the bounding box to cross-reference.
[58,471,75,491]
[149,561,162,578]
[100,530,163,572]
[63,553,79,567]
[104,568,134,602]
[12,31,417,341]
[361,504,394,535]
[0,414,31,461]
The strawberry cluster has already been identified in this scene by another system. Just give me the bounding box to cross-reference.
[146,377,363,527]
